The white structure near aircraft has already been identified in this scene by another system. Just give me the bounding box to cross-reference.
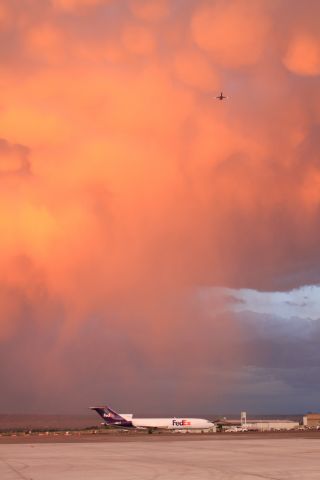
[91,406,216,432]
[217,411,299,431]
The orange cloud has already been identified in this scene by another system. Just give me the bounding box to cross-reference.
[52,0,110,12]
[121,24,156,55]
[283,34,320,76]
[0,3,10,28]
[191,0,270,68]
[0,139,30,176]
[25,23,66,64]
[173,49,219,91]
[129,0,170,22]
[1,0,320,412]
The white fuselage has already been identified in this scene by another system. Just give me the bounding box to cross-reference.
[129,417,215,430]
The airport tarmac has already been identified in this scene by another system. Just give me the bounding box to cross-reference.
[1,437,320,479]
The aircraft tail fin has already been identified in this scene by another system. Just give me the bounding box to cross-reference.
[90,406,132,427]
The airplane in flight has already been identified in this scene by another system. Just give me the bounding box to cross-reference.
[215,91,229,101]
[91,406,215,432]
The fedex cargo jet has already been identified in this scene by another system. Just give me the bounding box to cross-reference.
[91,406,215,431]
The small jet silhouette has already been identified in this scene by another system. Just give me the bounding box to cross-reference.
[215,92,229,101]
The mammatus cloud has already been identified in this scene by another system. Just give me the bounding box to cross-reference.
[129,0,170,22]
[283,34,320,76]
[0,0,320,413]
[52,0,111,12]
[191,0,271,68]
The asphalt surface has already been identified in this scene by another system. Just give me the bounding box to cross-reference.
[0,429,319,444]
[1,437,320,479]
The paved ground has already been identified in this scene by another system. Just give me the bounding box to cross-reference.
[0,438,320,479]
[1,430,320,444]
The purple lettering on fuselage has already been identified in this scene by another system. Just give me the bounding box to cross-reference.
[172,419,191,427]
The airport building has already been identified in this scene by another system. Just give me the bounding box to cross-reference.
[216,412,299,432]
[303,413,320,428]
[244,419,299,431]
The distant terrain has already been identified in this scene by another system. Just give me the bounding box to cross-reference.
[0,414,302,432]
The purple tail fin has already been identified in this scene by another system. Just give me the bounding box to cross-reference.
[90,406,133,427]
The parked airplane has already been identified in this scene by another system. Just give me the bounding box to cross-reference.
[91,406,215,431]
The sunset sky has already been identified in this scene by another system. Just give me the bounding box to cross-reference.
[1,0,320,416]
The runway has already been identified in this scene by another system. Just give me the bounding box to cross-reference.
[1,438,320,479]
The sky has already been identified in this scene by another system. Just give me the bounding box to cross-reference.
[1,0,320,416]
